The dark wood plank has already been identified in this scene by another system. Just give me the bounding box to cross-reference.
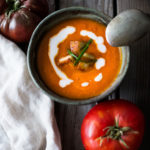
[59,0,114,17]
[48,0,55,12]
[54,1,115,150]
[117,0,150,149]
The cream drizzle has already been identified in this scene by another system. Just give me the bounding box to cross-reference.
[48,26,76,88]
[95,58,105,70]
[80,30,106,53]
[81,82,89,87]
[48,27,107,88]
[94,73,103,82]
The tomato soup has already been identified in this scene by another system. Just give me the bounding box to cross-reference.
[37,18,122,99]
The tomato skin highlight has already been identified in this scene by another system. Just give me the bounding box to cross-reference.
[81,99,145,150]
[0,0,48,42]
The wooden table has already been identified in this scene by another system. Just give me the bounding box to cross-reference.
[46,0,150,149]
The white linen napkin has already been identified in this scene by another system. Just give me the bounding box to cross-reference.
[0,34,62,150]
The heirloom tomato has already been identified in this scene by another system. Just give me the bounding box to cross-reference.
[81,100,145,150]
[0,0,48,42]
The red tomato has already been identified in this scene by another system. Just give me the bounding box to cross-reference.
[0,0,48,42]
[81,99,145,150]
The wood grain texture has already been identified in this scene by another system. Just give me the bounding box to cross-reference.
[59,0,114,17]
[53,0,115,150]
[48,0,55,12]
[117,0,150,149]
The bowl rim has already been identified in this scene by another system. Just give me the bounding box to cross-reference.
[27,6,130,105]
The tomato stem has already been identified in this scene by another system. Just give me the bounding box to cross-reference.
[96,117,139,149]
[5,0,21,18]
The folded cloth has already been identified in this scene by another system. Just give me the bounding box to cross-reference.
[0,35,61,150]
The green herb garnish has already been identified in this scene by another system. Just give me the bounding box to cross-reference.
[74,39,93,66]
[68,49,97,63]
[67,49,78,59]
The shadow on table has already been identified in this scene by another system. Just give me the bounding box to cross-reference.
[120,33,150,149]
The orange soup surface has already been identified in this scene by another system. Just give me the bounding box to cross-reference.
[37,18,122,99]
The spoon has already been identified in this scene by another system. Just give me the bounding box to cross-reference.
[106,9,150,47]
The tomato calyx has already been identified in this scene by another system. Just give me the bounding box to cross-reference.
[96,117,139,149]
[5,0,22,18]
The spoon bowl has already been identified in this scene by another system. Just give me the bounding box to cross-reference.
[106,9,150,47]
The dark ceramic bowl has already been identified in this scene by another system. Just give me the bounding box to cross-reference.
[27,7,130,105]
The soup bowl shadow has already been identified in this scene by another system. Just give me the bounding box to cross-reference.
[27,7,130,105]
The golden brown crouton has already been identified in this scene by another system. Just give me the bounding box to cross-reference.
[70,41,80,55]
[58,55,72,65]
[70,41,85,55]
[78,62,90,71]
